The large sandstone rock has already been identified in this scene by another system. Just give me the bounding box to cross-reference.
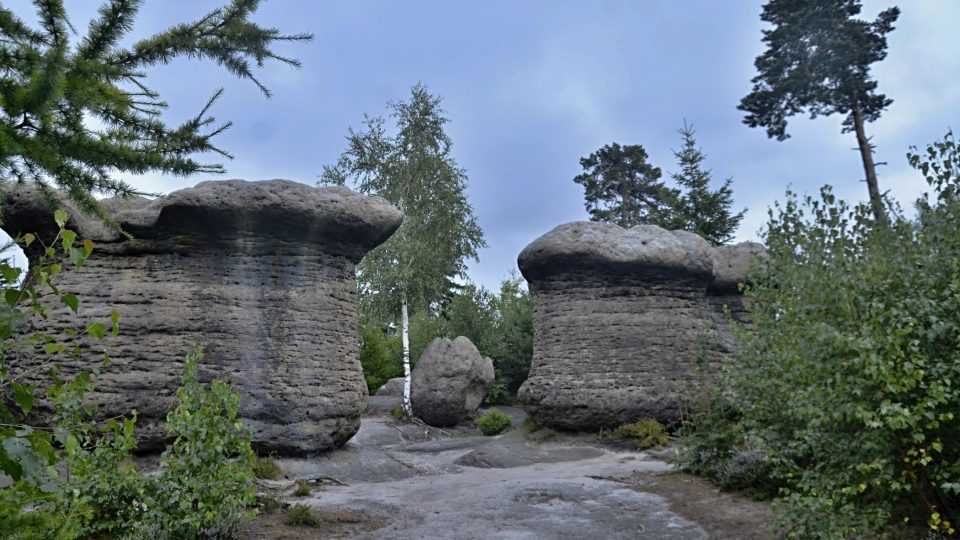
[410,337,494,427]
[4,180,402,455]
[376,377,405,396]
[517,221,763,431]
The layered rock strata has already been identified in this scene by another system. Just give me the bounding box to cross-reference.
[411,336,495,427]
[4,180,402,455]
[517,221,763,431]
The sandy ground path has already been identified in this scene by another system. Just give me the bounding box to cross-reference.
[248,407,773,539]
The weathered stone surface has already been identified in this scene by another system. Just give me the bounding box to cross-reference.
[517,221,763,431]
[376,377,405,396]
[4,179,402,455]
[708,241,767,322]
[411,337,495,427]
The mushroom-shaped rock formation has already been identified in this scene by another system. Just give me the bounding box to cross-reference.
[4,180,402,455]
[411,336,495,427]
[516,221,722,430]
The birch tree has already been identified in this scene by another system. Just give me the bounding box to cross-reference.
[321,84,485,416]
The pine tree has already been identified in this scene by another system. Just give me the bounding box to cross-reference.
[668,121,745,245]
[0,0,312,229]
[320,84,486,416]
[573,143,673,228]
[739,0,899,223]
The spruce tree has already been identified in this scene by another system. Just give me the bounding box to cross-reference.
[321,84,486,416]
[0,0,312,229]
[739,0,899,223]
[668,121,745,245]
[573,143,673,228]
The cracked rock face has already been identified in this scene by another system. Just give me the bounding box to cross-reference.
[516,221,763,431]
[4,180,402,455]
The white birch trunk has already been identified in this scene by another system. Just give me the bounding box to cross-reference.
[401,296,413,416]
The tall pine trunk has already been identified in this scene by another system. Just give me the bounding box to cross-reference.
[853,102,887,224]
[401,294,413,417]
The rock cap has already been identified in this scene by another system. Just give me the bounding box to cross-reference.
[518,221,714,281]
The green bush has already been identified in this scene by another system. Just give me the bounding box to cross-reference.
[137,348,258,538]
[476,409,512,436]
[253,455,283,480]
[681,132,960,537]
[287,504,320,527]
[293,482,311,497]
[601,419,669,450]
[358,322,403,395]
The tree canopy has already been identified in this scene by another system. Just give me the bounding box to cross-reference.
[664,122,745,245]
[573,142,671,228]
[738,0,899,222]
[321,83,485,320]
[0,0,312,228]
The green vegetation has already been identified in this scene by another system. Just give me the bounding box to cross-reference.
[359,274,533,404]
[0,0,311,227]
[679,132,960,537]
[601,419,669,450]
[389,404,406,421]
[573,125,745,244]
[476,410,512,436]
[739,0,899,222]
[321,84,486,416]
[661,122,746,246]
[286,504,320,527]
[293,482,311,497]
[253,455,283,480]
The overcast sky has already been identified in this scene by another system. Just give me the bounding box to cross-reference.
[8,1,960,290]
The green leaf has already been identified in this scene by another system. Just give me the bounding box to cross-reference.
[44,342,65,355]
[82,238,94,256]
[10,382,34,414]
[0,265,22,284]
[5,288,20,307]
[22,233,35,247]
[68,247,87,268]
[54,209,68,227]
[87,322,106,340]
[110,310,120,336]
[61,293,79,313]
[60,229,76,251]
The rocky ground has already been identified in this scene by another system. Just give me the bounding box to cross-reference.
[246,405,773,539]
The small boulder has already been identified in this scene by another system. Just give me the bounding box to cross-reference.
[376,377,405,396]
[411,337,495,427]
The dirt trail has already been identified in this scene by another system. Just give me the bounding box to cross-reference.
[247,407,773,539]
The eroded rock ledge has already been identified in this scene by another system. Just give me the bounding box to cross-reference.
[4,180,402,455]
[516,221,765,431]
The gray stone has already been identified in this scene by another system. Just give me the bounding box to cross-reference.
[410,336,494,427]
[4,179,402,455]
[709,241,767,322]
[376,377,405,396]
[517,222,731,431]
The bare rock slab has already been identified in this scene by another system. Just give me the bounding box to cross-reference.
[410,336,494,427]
[517,221,764,431]
[4,180,402,455]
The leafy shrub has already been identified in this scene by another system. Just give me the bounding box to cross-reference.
[358,323,403,395]
[253,455,283,480]
[476,409,512,436]
[682,132,960,537]
[136,348,258,538]
[390,404,406,421]
[601,419,669,450]
[287,504,320,527]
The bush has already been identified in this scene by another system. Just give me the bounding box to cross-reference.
[136,348,258,537]
[601,419,669,450]
[287,504,320,527]
[682,132,960,537]
[476,409,512,436]
[253,456,283,480]
[293,482,311,497]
